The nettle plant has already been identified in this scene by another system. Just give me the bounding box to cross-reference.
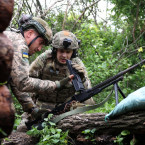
[114,130,137,145]
[82,128,97,143]
[27,114,69,145]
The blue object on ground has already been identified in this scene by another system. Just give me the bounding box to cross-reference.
[105,87,145,122]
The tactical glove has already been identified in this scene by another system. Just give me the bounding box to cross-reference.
[24,102,36,113]
[72,63,85,78]
[55,76,72,89]
[31,107,48,120]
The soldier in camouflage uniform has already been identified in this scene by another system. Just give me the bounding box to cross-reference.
[3,15,73,126]
[16,30,95,132]
[29,30,95,112]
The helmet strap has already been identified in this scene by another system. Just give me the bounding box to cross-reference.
[28,35,41,47]
[20,27,41,48]
[72,49,77,58]
[20,27,24,37]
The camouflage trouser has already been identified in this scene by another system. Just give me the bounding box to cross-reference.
[16,100,56,132]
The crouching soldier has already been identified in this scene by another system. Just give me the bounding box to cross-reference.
[29,30,95,113]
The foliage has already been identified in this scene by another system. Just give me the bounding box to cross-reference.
[10,0,144,111]
[76,21,145,107]
[114,130,137,145]
[109,0,144,33]
[13,114,22,131]
[27,114,70,145]
[11,93,23,130]
[115,130,130,143]
[9,1,145,143]
[82,128,97,143]
[12,94,23,115]
[9,0,144,114]
[0,128,7,137]
[86,101,116,114]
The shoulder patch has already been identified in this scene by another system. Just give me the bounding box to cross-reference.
[22,50,29,58]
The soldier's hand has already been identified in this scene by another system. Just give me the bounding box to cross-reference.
[31,107,49,120]
[55,75,74,89]
[72,63,85,76]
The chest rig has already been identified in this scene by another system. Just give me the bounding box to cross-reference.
[37,58,75,104]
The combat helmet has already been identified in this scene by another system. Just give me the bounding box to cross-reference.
[52,31,80,49]
[19,14,53,46]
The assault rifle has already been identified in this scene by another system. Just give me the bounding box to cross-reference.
[66,59,85,92]
[26,59,145,130]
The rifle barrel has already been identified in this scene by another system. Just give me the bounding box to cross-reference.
[92,59,145,89]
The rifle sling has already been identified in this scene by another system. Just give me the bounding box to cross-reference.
[51,90,113,124]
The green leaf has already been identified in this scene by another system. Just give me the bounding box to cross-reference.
[82,129,91,134]
[50,128,56,134]
[121,130,130,136]
[53,133,61,138]
[91,128,96,133]
[49,121,56,126]
[47,114,53,120]
[56,129,62,133]
[117,137,124,142]
[42,135,51,141]
[51,139,60,144]
[44,118,48,121]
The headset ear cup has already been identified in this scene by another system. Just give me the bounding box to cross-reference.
[78,40,81,46]
[51,48,57,60]
[71,50,78,58]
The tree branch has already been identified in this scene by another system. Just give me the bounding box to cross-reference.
[62,0,70,30]
[41,0,65,18]
[71,0,101,31]
[25,0,33,14]
[9,0,24,28]
[113,31,145,63]
[132,2,140,42]
[36,0,43,15]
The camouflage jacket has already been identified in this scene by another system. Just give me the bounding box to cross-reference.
[4,31,56,112]
[29,49,95,110]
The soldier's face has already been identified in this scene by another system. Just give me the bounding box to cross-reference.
[29,37,44,56]
[57,49,73,64]
[25,30,45,56]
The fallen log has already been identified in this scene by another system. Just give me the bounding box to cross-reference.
[57,111,145,135]
[57,111,145,144]
[2,111,145,145]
